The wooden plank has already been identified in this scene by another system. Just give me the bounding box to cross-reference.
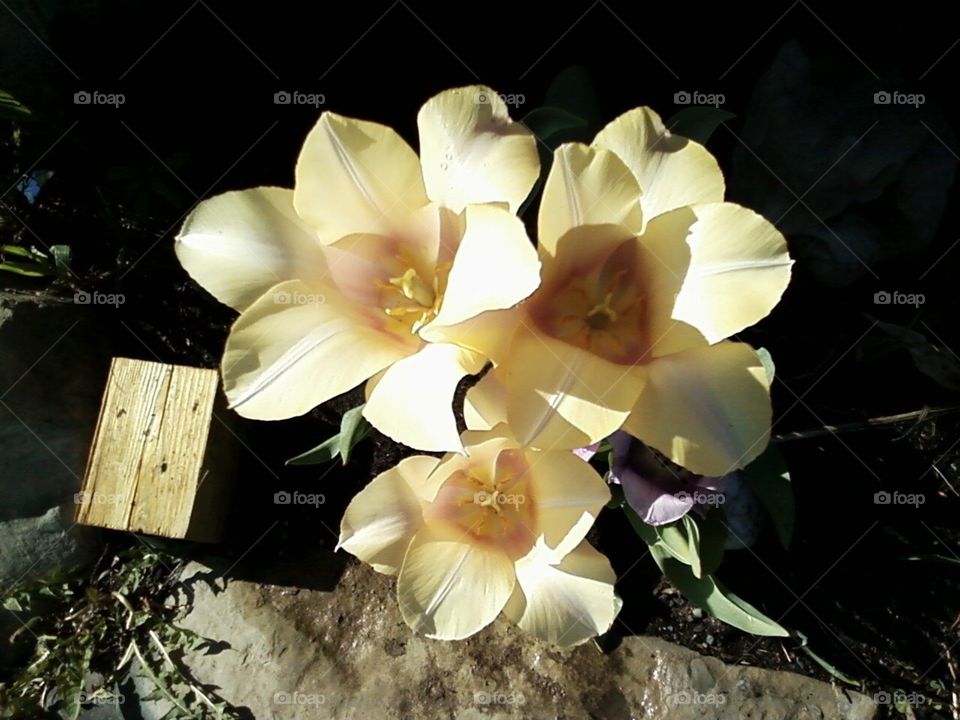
[76,357,225,540]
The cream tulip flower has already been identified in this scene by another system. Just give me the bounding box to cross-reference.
[337,424,621,646]
[456,107,793,476]
[175,87,540,452]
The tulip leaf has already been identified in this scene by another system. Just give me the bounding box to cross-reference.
[605,482,625,509]
[544,65,601,132]
[696,509,727,577]
[286,404,372,466]
[0,89,31,121]
[521,106,589,145]
[285,435,340,466]
[740,446,794,548]
[664,106,735,145]
[681,515,702,577]
[623,505,658,545]
[338,404,372,464]
[651,547,789,637]
[656,519,696,567]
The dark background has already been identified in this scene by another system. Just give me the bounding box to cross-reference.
[2,0,959,709]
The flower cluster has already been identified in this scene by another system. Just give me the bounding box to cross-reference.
[177,86,791,646]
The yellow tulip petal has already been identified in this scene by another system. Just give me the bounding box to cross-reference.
[426,204,540,330]
[636,207,710,358]
[363,342,486,452]
[538,143,643,257]
[593,107,724,221]
[502,324,646,450]
[397,525,516,640]
[463,371,508,431]
[417,85,538,213]
[502,540,620,647]
[222,280,413,420]
[294,112,429,243]
[175,187,325,312]
[420,306,522,365]
[671,202,793,344]
[337,456,437,575]
[624,341,772,476]
[526,449,610,550]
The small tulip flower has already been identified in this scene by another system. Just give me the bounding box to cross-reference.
[337,425,621,646]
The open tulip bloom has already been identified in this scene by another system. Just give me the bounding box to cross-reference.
[337,425,621,645]
[463,106,793,477]
[176,86,540,452]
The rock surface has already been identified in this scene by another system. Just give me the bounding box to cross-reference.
[145,558,876,720]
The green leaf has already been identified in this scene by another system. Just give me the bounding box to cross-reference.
[681,515,702,577]
[0,89,31,121]
[795,631,861,687]
[651,547,789,637]
[605,483,625,509]
[623,505,658,545]
[521,106,588,144]
[2,596,23,612]
[664,106,735,144]
[285,404,372,466]
[338,404,372,464]
[0,260,48,277]
[740,445,794,548]
[543,65,601,130]
[656,519,695,567]
[696,509,727,577]
[285,435,340,466]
